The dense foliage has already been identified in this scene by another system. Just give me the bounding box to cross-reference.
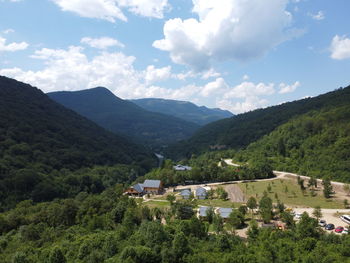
[168,86,350,159]
[48,88,200,150]
[131,98,233,126]
[1,189,349,263]
[0,76,156,209]
[236,105,350,182]
[141,155,274,186]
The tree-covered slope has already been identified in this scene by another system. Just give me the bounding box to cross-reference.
[168,86,350,159]
[48,88,199,149]
[0,76,157,208]
[238,105,350,182]
[131,98,233,125]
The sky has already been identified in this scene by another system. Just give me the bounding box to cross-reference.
[0,0,349,114]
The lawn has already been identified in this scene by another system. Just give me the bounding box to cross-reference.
[196,199,243,208]
[237,179,343,209]
[143,200,171,208]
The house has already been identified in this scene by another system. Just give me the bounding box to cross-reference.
[195,187,207,199]
[143,179,164,195]
[198,206,211,218]
[124,179,163,196]
[180,189,191,199]
[218,207,233,220]
[173,164,192,171]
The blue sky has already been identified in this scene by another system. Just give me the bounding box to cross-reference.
[0,0,349,114]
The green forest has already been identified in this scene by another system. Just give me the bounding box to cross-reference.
[0,76,156,210]
[236,105,350,182]
[1,188,350,263]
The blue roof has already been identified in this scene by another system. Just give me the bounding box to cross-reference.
[181,189,191,196]
[218,207,233,219]
[143,180,161,188]
[195,187,207,196]
[132,183,144,193]
[199,206,210,217]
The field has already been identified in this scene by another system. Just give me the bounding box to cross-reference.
[237,178,344,209]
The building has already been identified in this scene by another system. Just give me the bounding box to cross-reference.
[173,164,192,171]
[180,189,191,199]
[195,187,207,199]
[124,179,164,196]
[198,206,211,218]
[218,207,233,220]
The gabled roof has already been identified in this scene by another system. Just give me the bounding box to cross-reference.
[218,207,233,219]
[132,183,144,193]
[195,187,207,196]
[199,206,210,217]
[181,189,191,196]
[143,179,161,188]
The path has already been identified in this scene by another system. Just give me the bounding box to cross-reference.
[224,184,245,202]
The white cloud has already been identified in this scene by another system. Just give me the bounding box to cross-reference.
[200,77,228,97]
[118,0,169,19]
[81,37,125,49]
[0,37,28,52]
[308,11,325,21]
[330,35,350,60]
[144,65,171,84]
[153,0,296,70]
[279,81,300,94]
[52,0,169,22]
[2,29,14,34]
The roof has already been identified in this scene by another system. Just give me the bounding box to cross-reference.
[143,179,161,188]
[218,207,233,219]
[199,206,210,217]
[173,165,192,171]
[132,183,144,193]
[195,187,207,196]
[180,189,191,196]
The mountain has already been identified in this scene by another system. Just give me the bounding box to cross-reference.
[240,104,350,182]
[168,85,350,159]
[48,88,199,149]
[0,76,157,208]
[131,98,233,125]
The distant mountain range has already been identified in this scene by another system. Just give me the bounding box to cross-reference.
[48,88,200,149]
[131,98,233,126]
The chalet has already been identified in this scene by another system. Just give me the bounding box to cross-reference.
[180,189,191,199]
[195,187,207,199]
[124,179,164,196]
[143,179,164,195]
[218,207,233,221]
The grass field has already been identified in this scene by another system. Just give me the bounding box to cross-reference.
[196,199,243,208]
[237,178,343,209]
[143,200,171,208]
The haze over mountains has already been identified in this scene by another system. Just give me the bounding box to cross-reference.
[48,88,202,149]
[131,98,233,126]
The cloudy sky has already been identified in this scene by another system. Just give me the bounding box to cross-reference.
[0,0,349,114]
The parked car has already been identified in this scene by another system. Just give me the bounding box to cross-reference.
[335,226,344,233]
[342,228,349,234]
[294,213,303,219]
[319,220,326,227]
[325,224,335,230]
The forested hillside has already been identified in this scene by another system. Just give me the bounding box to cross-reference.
[0,76,156,209]
[48,88,199,149]
[237,105,350,182]
[168,86,350,159]
[131,98,233,125]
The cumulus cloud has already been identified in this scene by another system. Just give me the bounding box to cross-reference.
[0,37,28,52]
[81,37,125,49]
[153,0,296,70]
[52,0,169,22]
[279,81,300,94]
[308,11,325,20]
[144,65,171,84]
[330,35,350,60]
